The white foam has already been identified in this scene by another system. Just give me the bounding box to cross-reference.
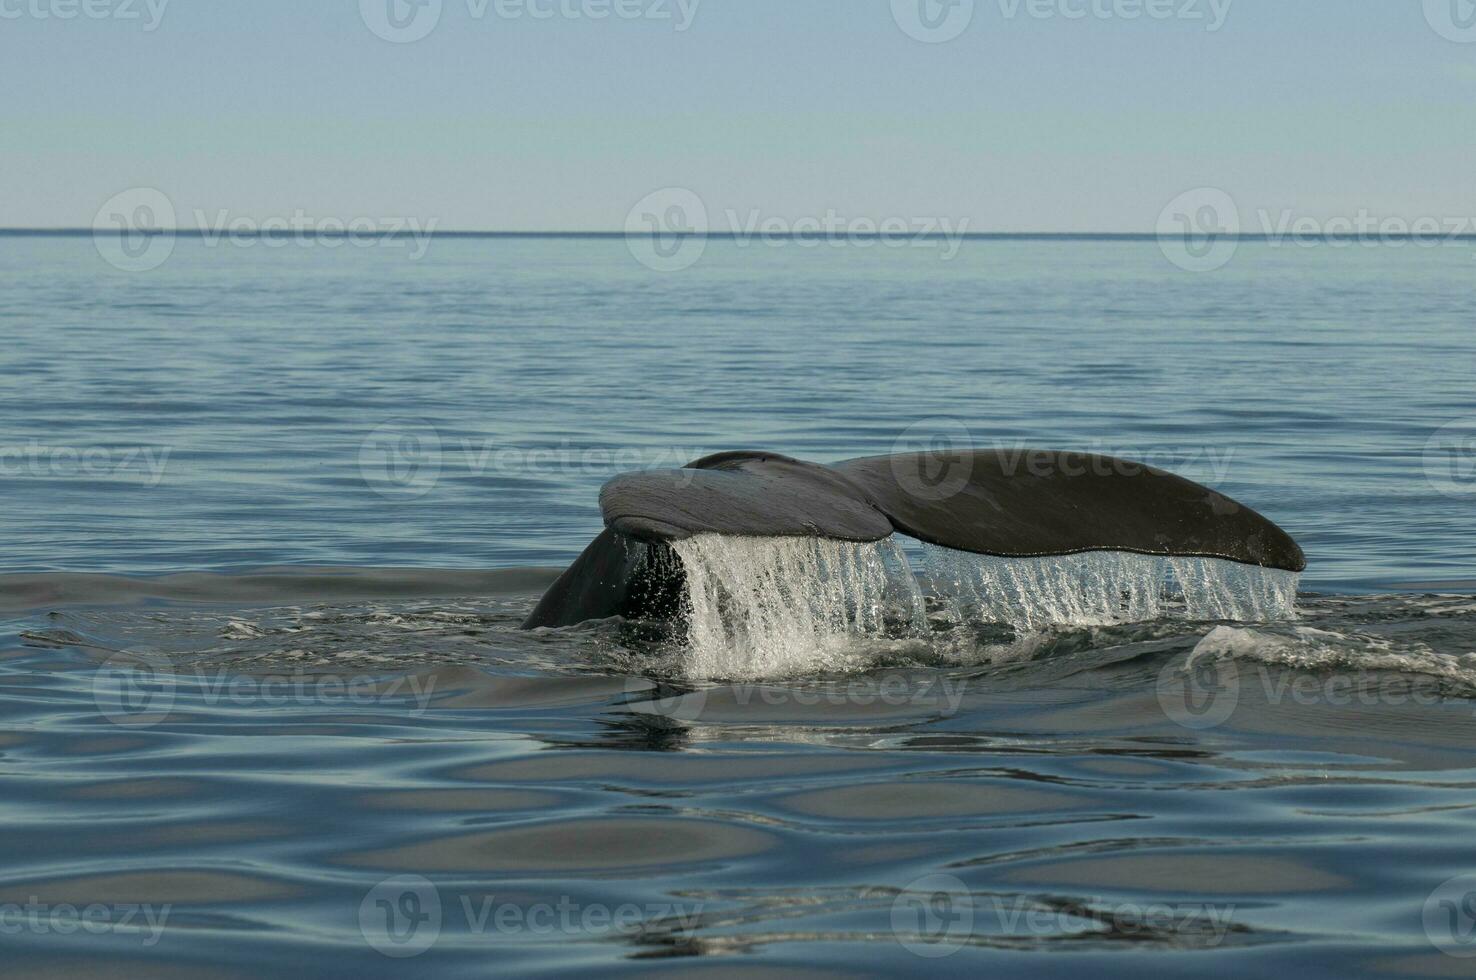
[920,545,1300,629]
[1188,624,1476,692]
[671,535,923,680]
[669,535,1301,679]
[1168,556,1301,623]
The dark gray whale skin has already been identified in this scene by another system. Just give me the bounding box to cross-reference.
[521,449,1306,630]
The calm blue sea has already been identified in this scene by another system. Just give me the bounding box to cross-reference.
[1,234,1474,978]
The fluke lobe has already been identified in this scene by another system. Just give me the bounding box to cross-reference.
[521,449,1306,630]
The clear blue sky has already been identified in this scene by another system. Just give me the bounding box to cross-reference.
[4,0,1473,231]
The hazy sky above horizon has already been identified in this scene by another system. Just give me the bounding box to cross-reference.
[4,0,1473,231]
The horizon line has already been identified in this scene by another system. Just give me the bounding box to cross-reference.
[7,229,1476,241]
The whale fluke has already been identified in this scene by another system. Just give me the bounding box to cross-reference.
[829,450,1304,572]
[600,452,892,543]
[521,448,1305,629]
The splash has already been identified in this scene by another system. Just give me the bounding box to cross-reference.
[921,546,1301,630]
[671,535,924,680]
[1168,556,1301,623]
[669,535,1301,678]
[1188,624,1476,693]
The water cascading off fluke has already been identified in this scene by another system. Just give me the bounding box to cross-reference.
[668,534,1300,679]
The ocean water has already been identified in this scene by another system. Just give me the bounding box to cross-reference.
[2,233,1475,978]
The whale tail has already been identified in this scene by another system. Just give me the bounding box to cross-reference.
[521,449,1305,629]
